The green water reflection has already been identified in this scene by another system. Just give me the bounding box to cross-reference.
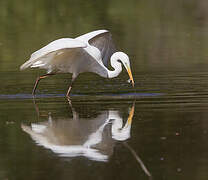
[1,99,208,180]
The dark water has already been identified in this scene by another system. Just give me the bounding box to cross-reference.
[1,0,208,179]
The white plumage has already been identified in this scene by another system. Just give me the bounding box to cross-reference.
[20,30,134,97]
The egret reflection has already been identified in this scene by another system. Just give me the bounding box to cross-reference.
[21,102,135,162]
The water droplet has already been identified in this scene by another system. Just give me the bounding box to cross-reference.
[160,137,167,140]
[127,79,131,83]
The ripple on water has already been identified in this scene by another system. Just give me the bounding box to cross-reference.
[0,92,163,100]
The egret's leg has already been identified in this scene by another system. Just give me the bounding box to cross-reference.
[32,97,40,118]
[66,98,79,120]
[66,77,76,98]
[32,74,54,96]
[66,86,72,98]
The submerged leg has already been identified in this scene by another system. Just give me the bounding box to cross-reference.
[66,86,72,98]
[66,98,79,120]
[32,97,40,119]
[66,76,76,98]
[32,74,54,96]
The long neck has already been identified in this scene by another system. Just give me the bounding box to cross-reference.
[108,53,122,78]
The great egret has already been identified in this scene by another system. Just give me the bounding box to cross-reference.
[20,30,134,97]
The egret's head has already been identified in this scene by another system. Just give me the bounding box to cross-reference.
[118,52,134,87]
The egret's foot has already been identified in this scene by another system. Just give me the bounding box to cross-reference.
[66,96,72,109]
[66,95,71,102]
[66,95,71,99]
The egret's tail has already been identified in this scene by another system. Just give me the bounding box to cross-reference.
[20,60,32,70]
[20,58,46,70]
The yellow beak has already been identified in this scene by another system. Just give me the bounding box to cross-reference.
[127,67,135,87]
[127,103,135,125]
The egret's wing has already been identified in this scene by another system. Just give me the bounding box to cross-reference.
[88,31,116,67]
[20,45,108,77]
[76,30,108,43]
[20,38,87,70]
[76,30,116,67]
